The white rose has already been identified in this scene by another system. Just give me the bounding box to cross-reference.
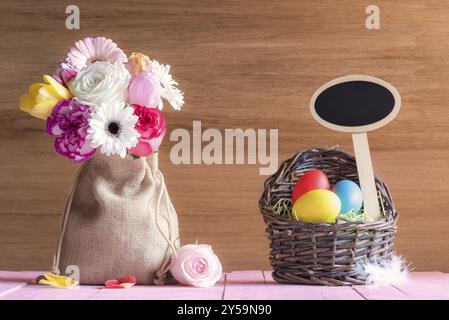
[69,61,130,106]
[169,244,222,288]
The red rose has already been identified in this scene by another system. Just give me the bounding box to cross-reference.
[128,104,167,157]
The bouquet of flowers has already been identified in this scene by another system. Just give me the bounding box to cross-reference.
[19,36,184,161]
[18,37,186,285]
[20,37,223,288]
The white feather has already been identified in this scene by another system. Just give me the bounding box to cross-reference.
[354,254,409,287]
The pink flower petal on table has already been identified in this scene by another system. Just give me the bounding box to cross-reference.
[105,275,137,289]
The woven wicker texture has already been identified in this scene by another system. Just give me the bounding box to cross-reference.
[259,147,398,286]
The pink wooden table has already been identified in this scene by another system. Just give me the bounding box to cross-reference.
[1,271,449,300]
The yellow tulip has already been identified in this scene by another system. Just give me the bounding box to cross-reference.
[19,75,73,120]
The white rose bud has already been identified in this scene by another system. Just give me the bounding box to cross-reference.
[69,61,130,107]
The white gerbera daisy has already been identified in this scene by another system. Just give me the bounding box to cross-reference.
[87,101,140,158]
[151,59,184,110]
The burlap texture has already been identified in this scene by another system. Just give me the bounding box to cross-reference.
[52,152,179,285]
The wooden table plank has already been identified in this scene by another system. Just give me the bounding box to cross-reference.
[1,271,449,300]
[407,271,449,288]
[89,275,226,300]
[0,282,27,299]
[223,271,268,300]
[90,285,224,300]
[0,271,43,299]
[353,285,409,300]
[0,270,44,282]
[263,272,364,300]
[2,284,103,300]
[391,272,449,300]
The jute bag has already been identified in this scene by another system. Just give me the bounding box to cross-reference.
[52,152,180,285]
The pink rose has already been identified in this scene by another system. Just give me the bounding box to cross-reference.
[128,104,167,157]
[169,244,222,288]
[128,71,163,108]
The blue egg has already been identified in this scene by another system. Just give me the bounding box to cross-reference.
[332,180,363,214]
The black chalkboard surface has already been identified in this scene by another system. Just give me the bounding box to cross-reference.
[315,81,395,127]
[310,75,400,133]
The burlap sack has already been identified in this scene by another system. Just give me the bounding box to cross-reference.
[51,152,180,285]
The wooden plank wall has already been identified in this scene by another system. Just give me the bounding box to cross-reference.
[1,0,448,272]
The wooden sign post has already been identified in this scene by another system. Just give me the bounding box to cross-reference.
[310,75,401,221]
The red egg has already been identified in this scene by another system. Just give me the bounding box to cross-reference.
[292,169,330,202]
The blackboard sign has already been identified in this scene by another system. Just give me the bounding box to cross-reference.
[309,75,401,221]
[310,75,400,133]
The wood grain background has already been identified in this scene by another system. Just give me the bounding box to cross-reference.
[1,0,449,273]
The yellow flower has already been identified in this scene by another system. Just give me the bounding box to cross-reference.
[127,52,151,76]
[37,273,78,289]
[19,75,73,120]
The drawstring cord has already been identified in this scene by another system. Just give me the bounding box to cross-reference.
[154,170,178,255]
[148,158,179,285]
[51,164,88,274]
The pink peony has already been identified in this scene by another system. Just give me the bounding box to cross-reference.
[128,71,163,108]
[54,63,77,87]
[65,37,127,72]
[46,99,95,162]
[169,244,222,288]
[128,104,166,157]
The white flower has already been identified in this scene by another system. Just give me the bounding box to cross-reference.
[69,61,130,107]
[150,59,184,110]
[87,101,140,158]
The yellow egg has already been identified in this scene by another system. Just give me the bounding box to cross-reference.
[292,189,341,223]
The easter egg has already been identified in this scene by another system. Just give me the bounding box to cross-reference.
[332,180,363,214]
[292,189,341,223]
[292,169,330,202]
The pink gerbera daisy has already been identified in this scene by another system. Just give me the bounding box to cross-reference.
[65,37,127,71]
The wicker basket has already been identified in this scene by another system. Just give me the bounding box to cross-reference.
[259,147,398,286]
